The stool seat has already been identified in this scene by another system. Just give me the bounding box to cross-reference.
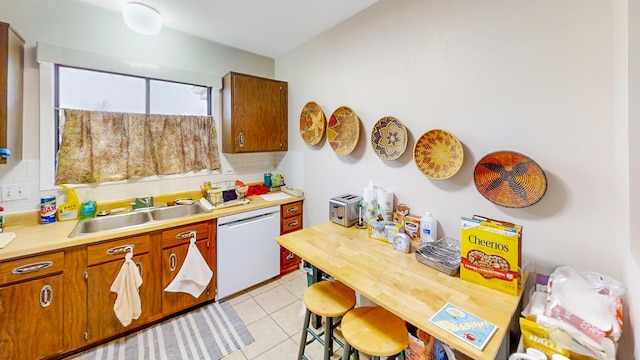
[298,280,356,360]
[304,280,356,317]
[341,306,408,357]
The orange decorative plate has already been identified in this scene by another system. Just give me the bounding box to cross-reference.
[413,129,464,180]
[474,151,547,208]
[328,106,359,156]
[371,116,407,161]
[299,101,326,145]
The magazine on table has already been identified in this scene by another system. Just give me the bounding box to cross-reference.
[429,303,498,350]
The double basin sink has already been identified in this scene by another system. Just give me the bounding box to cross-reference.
[69,203,209,237]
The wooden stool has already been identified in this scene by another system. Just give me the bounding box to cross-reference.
[297,280,356,360]
[341,306,408,360]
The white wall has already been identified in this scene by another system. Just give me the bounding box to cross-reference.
[277,0,637,357]
[0,0,294,212]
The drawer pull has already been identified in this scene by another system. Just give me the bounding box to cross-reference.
[287,220,299,227]
[169,253,177,271]
[12,261,53,275]
[176,231,196,240]
[286,252,295,260]
[106,244,134,255]
[286,206,299,213]
[136,262,143,276]
[40,284,53,308]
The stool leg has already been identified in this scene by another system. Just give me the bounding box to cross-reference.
[342,342,351,360]
[324,317,333,360]
[297,308,312,360]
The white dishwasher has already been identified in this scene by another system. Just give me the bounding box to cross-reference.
[216,205,281,300]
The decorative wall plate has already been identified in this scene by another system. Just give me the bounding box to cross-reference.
[413,129,464,180]
[370,116,407,161]
[299,101,326,145]
[327,106,359,156]
[474,151,547,208]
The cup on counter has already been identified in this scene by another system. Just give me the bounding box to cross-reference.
[264,173,272,187]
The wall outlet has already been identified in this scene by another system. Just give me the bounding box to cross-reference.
[1,184,27,201]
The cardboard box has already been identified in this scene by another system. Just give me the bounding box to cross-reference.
[460,216,522,295]
[368,220,400,242]
[404,215,421,241]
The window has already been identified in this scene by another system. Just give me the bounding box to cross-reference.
[54,66,218,184]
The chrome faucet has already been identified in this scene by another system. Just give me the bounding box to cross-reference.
[131,196,154,210]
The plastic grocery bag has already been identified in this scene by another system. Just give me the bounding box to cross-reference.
[542,265,624,359]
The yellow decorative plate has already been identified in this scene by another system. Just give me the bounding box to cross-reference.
[414,129,464,180]
[327,106,359,156]
[370,116,407,161]
[299,101,326,145]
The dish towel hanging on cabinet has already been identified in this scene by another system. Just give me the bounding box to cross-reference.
[110,249,143,327]
[164,231,213,298]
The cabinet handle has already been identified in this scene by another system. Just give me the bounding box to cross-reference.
[175,231,194,240]
[239,132,245,148]
[136,262,143,276]
[106,244,134,255]
[287,220,299,227]
[286,252,295,260]
[286,206,299,213]
[40,284,53,308]
[169,253,177,271]
[12,261,53,275]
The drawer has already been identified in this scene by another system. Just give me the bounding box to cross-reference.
[281,201,302,219]
[281,214,302,234]
[0,251,65,285]
[280,246,300,271]
[162,221,209,249]
[88,234,151,266]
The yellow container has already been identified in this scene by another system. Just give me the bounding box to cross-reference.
[57,185,79,221]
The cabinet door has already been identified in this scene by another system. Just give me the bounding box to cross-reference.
[161,239,214,315]
[222,72,288,153]
[86,252,159,342]
[0,22,24,165]
[0,274,63,360]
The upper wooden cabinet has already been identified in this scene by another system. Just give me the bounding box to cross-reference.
[221,72,288,153]
[0,22,24,165]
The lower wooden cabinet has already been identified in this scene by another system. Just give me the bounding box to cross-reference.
[0,252,65,360]
[161,221,216,316]
[280,200,303,274]
[85,234,161,342]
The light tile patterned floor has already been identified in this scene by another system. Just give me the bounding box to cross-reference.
[223,269,349,360]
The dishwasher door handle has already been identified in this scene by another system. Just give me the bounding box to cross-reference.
[218,212,277,229]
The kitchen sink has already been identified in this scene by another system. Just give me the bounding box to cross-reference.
[69,211,153,237]
[69,203,210,237]
[149,203,208,221]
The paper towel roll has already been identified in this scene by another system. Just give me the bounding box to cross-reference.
[377,189,393,221]
[363,181,377,223]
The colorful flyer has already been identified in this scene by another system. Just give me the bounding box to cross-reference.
[429,303,498,350]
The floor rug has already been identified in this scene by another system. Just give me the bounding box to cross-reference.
[68,300,254,360]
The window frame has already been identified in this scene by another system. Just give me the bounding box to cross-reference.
[37,42,225,191]
[54,64,213,156]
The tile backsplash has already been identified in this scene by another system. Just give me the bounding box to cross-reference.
[0,151,304,215]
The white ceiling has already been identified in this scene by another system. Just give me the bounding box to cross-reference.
[75,0,378,58]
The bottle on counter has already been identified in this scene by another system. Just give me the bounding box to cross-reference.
[0,205,4,232]
[420,212,438,243]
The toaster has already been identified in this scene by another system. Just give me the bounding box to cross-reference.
[330,194,362,227]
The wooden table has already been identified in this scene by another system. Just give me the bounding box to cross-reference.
[276,222,526,360]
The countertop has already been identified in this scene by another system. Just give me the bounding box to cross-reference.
[276,221,526,360]
[0,193,304,262]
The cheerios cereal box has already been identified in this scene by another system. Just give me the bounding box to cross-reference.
[460,216,522,295]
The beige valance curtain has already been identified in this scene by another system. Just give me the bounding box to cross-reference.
[55,109,221,184]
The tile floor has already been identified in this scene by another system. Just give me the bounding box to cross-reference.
[222,268,353,360]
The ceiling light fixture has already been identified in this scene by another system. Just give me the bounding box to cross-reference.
[122,2,162,36]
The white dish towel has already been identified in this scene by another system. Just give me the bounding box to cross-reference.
[164,232,213,298]
[110,250,143,327]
